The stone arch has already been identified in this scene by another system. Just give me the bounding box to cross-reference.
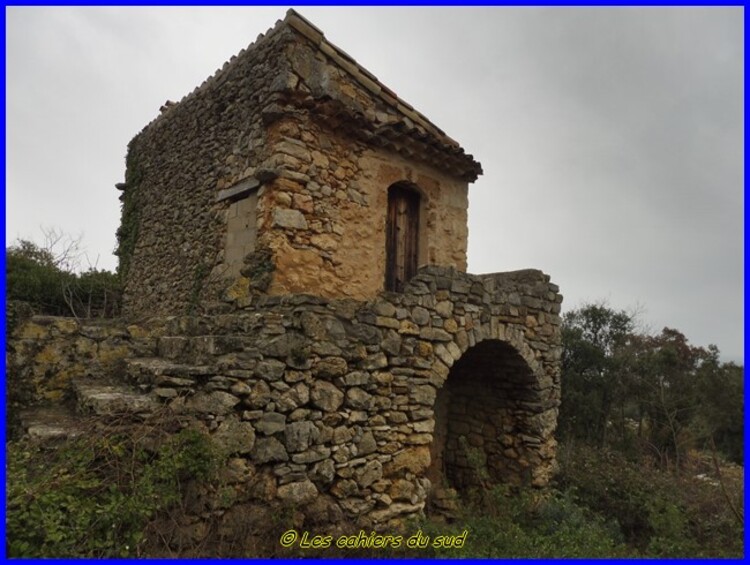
[427,335,551,500]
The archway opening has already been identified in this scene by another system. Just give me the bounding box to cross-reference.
[427,339,542,508]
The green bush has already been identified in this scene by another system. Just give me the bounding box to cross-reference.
[557,442,743,557]
[6,424,221,557]
[6,239,121,318]
[6,242,72,315]
[417,485,630,558]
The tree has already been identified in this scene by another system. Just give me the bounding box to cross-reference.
[6,239,73,315]
[559,302,636,446]
[6,230,121,319]
[634,328,704,471]
[561,302,744,467]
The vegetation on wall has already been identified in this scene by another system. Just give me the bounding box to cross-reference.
[240,244,275,292]
[115,137,144,281]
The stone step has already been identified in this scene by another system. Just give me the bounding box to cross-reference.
[157,335,250,363]
[73,379,160,417]
[126,357,216,388]
[19,405,84,442]
[162,307,322,337]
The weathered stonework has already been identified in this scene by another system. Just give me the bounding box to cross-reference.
[8,9,563,549]
[118,10,479,317]
[10,267,561,536]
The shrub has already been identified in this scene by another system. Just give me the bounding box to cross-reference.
[556,442,743,557]
[6,241,72,315]
[418,485,630,558]
[6,239,121,318]
[6,419,221,557]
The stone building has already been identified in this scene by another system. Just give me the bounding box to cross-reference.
[11,9,563,545]
[117,9,481,316]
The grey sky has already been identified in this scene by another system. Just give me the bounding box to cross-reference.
[6,7,744,362]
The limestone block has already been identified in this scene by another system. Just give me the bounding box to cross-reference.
[384,446,431,476]
[356,460,383,488]
[255,359,286,381]
[277,479,318,506]
[246,380,272,409]
[213,417,256,455]
[255,412,287,435]
[292,445,332,464]
[345,387,373,410]
[251,436,289,464]
[285,420,319,452]
[311,458,336,485]
[272,208,308,230]
[311,381,344,411]
[313,356,348,378]
[275,382,308,411]
[355,430,377,455]
[411,384,436,406]
[184,390,240,414]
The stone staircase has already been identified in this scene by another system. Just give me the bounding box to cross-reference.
[17,316,261,444]
[18,376,163,444]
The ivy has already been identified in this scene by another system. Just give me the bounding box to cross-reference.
[115,136,144,282]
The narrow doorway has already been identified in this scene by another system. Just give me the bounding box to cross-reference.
[385,184,420,292]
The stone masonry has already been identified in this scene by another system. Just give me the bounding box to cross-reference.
[117,10,480,317]
[8,9,563,547]
[10,267,561,536]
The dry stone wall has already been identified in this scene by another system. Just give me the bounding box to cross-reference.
[11,267,562,541]
[7,317,160,407]
[119,21,296,317]
[252,116,469,300]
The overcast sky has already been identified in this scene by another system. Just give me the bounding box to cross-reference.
[6,7,744,362]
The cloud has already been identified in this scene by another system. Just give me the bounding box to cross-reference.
[6,7,743,361]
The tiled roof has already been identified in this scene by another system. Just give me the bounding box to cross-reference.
[144,9,482,182]
[284,9,483,182]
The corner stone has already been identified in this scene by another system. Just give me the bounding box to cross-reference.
[272,208,308,230]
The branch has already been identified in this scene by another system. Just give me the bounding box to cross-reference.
[709,436,743,526]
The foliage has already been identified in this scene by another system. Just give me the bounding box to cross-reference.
[421,485,629,558]
[557,442,743,557]
[560,301,744,466]
[6,237,121,318]
[559,301,635,445]
[115,137,143,281]
[6,240,73,315]
[6,422,221,558]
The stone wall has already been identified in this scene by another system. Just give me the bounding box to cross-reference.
[119,20,294,317]
[5,316,162,437]
[10,266,562,540]
[253,116,470,300]
[120,12,479,318]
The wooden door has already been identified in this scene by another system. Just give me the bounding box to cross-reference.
[386,185,420,292]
